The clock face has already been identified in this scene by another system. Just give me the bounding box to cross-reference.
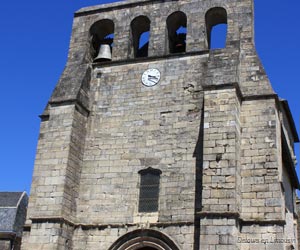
[141,68,161,87]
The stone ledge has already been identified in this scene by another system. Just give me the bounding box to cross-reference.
[92,50,210,69]
[197,212,287,227]
[240,219,286,226]
[39,100,90,121]
[0,232,17,240]
[27,217,194,231]
[198,211,240,219]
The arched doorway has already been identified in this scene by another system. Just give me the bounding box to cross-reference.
[108,229,180,250]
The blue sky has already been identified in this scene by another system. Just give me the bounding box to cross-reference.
[0,0,299,194]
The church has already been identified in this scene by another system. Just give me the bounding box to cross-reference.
[20,0,299,249]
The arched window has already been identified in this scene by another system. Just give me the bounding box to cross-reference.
[166,11,187,54]
[90,19,114,62]
[138,168,161,213]
[205,7,228,49]
[131,16,151,58]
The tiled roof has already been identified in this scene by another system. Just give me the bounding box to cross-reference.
[0,192,28,236]
[0,192,24,207]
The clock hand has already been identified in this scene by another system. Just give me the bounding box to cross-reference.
[148,75,158,80]
[148,78,157,83]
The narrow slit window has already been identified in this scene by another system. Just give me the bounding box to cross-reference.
[131,16,151,58]
[138,168,161,213]
[167,11,187,54]
[205,7,228,49]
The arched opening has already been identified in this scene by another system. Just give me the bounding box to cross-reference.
[90,19,115,62]
[131,16,151,58]
[205,7,228,49]
[108,229,180,250]
[166,11,187,54]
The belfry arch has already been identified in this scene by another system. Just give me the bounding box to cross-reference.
[205,7,228,49]
[108,229,180,250]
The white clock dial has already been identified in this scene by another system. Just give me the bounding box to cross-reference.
[141,68,161,87]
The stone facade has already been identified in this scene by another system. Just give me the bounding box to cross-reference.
[21,0,299,249]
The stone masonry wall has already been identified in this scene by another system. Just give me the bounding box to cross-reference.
[240,99,283,221]
[0,240,11,250]
[199,87,241,249]
[22,0,299,249]
[26,105,87,221]
[21,222,73,250]
[24,105,87,250]
[72,225,194,250]
[202,87,241,213]
[50,0,258,104]
[76,55,206,225]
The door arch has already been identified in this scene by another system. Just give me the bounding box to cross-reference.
[139,248,157,250]
[108,229,180,250]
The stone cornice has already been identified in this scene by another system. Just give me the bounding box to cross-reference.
[27,217,194,231]
[75,0,178,17]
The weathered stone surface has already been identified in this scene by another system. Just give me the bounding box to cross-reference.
[22,0,299,249]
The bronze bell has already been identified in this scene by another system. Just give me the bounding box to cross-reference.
[94,44,112,62]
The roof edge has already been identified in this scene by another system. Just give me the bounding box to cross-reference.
[280,99,299,143]
[282,132,300,189]
[75,0,177,16]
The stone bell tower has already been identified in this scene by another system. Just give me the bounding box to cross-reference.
[21,0,299,249]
